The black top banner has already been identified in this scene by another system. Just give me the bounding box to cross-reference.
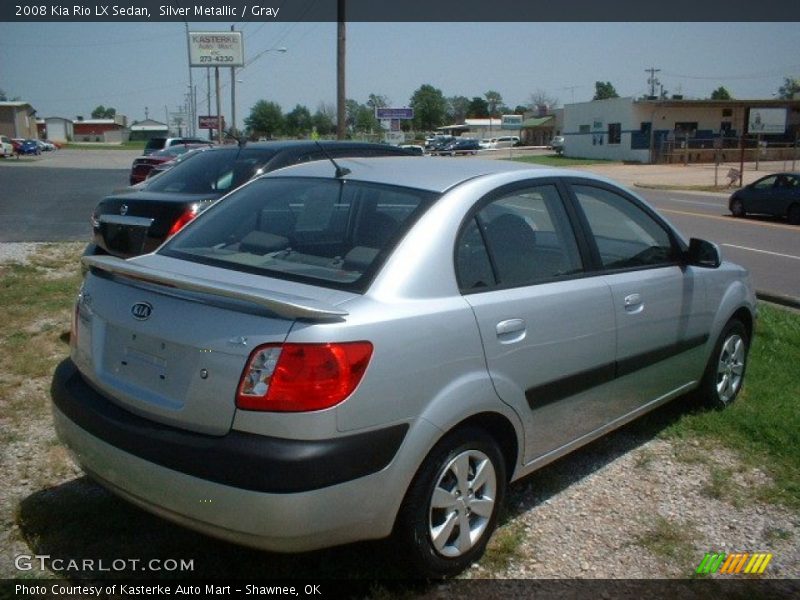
[2,0,799,22]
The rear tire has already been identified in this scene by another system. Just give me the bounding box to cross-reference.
[394,427,506,578]
[698,319,749,409]
[730,198,746,218]
[788,204,800,225]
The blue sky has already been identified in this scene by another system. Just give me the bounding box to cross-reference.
[1,21,798,125]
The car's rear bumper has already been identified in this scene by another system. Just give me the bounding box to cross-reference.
[51,358,415,552]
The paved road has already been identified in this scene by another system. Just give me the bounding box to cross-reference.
[1,157,797,302]
[0,166,128,242]
[638,189,800,302]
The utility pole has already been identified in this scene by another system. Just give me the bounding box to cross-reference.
[336,0,346,140]
[215,67,222,143]
[646,67,661,99]
[230,24,237,136]
[561,85,579,104]
[206,68,212,140]
[184,22,194,136]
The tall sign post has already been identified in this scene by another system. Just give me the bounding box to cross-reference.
[376,108,414,144]
[188,31,244,142]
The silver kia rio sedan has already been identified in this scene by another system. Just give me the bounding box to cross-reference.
[52,157,756,577]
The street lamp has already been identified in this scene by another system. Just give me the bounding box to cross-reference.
[232,47,287,136]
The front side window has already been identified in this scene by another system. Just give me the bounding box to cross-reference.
[573,185,676,270]
[753,175,777,190]
[456,184,583,291]
[161,177,437,291]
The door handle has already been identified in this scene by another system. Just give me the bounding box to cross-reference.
[624,293,644,313]
[496,318,526,343]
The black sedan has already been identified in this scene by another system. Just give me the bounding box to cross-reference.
[438,138,481,156]
[729,172,800,225]
[87,141,415,258]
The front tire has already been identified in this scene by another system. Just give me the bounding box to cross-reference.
[730,198,746,218]
[395,427,507,578]
[699,319,749,409]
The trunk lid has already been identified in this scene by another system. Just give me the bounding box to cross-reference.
[73,255,351,435]
[93,191,220,257]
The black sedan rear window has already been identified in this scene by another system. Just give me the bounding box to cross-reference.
[161,177,438,292]
[145,147,277,195]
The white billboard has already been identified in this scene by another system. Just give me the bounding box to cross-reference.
[747,108,786,135]
[189,32,244,67]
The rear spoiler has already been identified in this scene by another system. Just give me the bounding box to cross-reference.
[82,255,349,321]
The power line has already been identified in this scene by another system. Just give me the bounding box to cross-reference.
[661,65,800,81]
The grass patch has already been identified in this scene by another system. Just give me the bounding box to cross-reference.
[479,521,526,572]
[634,448,655,469]
[701,467,743,506]
[511,155,622,167]
[672,444,711,466]
[664,304,800,508]
[636,516,697,560]
[0,245,83,422]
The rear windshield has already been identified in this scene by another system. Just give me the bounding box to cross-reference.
[160,177,438,292]
[145,138,166,151]
[144,147,277,194]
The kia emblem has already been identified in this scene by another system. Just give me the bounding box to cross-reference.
[120,204,128,216]
[131,302,152,320]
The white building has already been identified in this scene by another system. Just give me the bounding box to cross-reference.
[44,117,74,143]
[563,97,800,163]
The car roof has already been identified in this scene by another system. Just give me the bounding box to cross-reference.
[263,156,573,193]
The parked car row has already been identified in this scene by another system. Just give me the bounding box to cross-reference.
[57,151,756,578]
[89,140,415,258]
[0,137,61,156]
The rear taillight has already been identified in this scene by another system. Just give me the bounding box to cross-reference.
[236,342,373,412]
[167,206,199,237]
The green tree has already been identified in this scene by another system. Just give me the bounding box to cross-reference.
[467,96,489,118]
[91,105,117,119]
[366,93,389,113]
[285,104,313,137]
[446,95,470,123]
[244,100,284,139]
[777,77,800,100]
[355,105,378,132]
[484,90,504,117]
[344,99,361,130]
[710,86,733,100]
[513,105,528,114]
[592,81,619,101]
[409,84,448,131]
[312,102,336,136]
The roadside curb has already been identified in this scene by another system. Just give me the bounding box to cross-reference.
[756,291,800,311]
[631,183,733,198]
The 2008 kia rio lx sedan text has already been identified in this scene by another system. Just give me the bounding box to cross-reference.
[52,157,756,577]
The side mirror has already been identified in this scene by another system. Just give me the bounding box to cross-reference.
[686,238,721,268]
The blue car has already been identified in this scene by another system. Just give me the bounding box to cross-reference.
[17,139,41,155]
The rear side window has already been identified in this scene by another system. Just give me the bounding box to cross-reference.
[457,184,584,291]
[161,177,438,291]
[145,148,276,194]
[573,185,677,270]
